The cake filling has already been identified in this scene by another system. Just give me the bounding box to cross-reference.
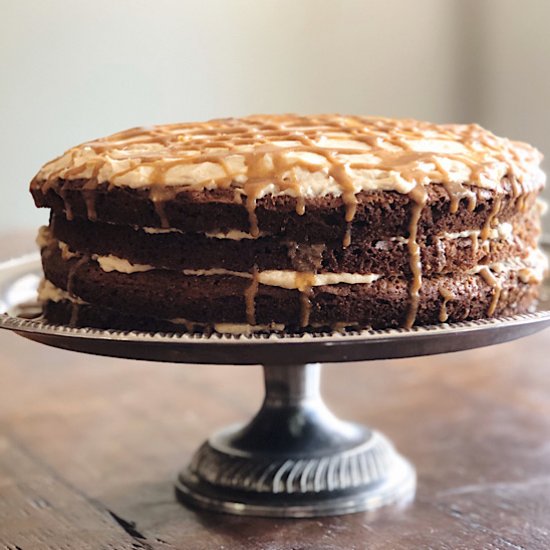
[146,223,516,243]
[38,279,85,304]
[143,226,264,240]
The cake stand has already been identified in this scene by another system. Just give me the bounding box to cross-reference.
[1,252,549,518]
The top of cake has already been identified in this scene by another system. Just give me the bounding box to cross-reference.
[34,114,545,200]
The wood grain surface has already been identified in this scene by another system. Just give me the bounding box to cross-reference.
[1,231,550,550]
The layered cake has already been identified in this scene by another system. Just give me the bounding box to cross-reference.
[30,115,547,333]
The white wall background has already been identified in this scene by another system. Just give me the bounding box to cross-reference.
[1,0,549,230]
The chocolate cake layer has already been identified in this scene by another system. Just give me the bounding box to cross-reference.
[43,276,539,334]
[44,300,194,333]
[40,242,541,331]
[48,212,540,277]
[32,179,540,243]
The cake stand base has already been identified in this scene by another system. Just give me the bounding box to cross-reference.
[175,363,415,517]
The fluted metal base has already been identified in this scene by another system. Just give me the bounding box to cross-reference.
[175,363,416,517]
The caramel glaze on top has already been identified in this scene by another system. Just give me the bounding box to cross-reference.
[31,114,545,329]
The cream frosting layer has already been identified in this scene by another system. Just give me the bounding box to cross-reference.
[171,319,286,334]
[95,254,153,273]
[34,115,545,198]
[143,227,262,240]
[211,323,285,334]
[468,247,548,284]
[442,223,513,242]
[377,222,515,248]
[180,268,382,288]
[38,279,85,304]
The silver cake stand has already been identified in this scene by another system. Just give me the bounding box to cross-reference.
[1,253,550,518]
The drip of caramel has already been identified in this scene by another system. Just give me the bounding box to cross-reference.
[470,232,479,258]
[69,302,80,327]
[149,186,171,229]
[65,255,89,327]
[58,185,73,221]
[342,223,353,249]
[83,162,103,221]
[295,272,316,328]
[66,256,88,297]
[83,182,98,222]
[404,183,428,328]
[442,181,477,214]
[478,267,502,317]
[481,195,503,241]
[438,287,455,323]
[244,270,260,325]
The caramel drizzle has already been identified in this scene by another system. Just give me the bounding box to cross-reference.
[478,267,502,317]
[35,115,544,329]
[66,256,87,297]
[66,255,88,327]
[405,183,428,328]
[442,181,477,213]
[149,186,171,228]
[244,269,259,325]
[244,269,316,328]
[470,232,479,258]
[69,302,80,327]
[58,185,74,221]
[82,162,103,222]
[295,273,316,328]
[438,287,455,323]
[481,194,503,241]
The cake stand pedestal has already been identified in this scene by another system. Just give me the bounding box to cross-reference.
[0,253,549,517]
[176,362,414,516]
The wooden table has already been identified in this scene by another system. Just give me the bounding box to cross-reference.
[1,232,550,549]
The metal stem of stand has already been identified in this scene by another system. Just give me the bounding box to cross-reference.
[175,363,416,517]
